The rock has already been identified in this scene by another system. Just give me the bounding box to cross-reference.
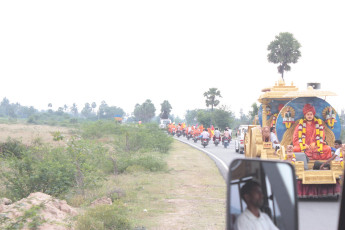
[90,197,112,207]
[0,192,78,230]
[0,198,12,205]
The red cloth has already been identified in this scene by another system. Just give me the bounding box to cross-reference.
[297,180,341,197]
[293,121,332,160]
[278,104,284,111]
[303,104,316,115]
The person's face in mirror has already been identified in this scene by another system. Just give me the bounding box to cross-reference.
[244,185,264,208]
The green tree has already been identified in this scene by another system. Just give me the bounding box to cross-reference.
[70,103,78,117]
[203,88,222,111]
[248,102,259,124]
[267,32,301,81]
[213,106,235,130]
[160,100,172,119]
[185,109,198,125]
[97,101,124,120]
[133,99,156,123]
[91,102,97,113]
[47,103,53,113]
[81,103,92,118]
[0,97,10,116]
[196,110,212,128]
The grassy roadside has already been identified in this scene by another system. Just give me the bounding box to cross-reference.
[0,122,226,229]
[106,140,226,229]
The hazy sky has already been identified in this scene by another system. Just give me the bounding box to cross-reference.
[1,1,344,118]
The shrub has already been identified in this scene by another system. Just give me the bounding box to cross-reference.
[1,148,75,200]
[117,153,167,173]
[51,131,64,141]
[0,137,27,159]
[81,121,121,139]
[75,203,132,230]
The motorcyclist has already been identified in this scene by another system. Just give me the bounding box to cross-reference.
[223,128,231,142]
[200,129,210,141]
[213,128,221,142]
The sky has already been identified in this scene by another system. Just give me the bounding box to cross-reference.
[1,1,345,119]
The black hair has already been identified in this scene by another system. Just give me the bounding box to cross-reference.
[335,140,342,145]
[240,180,261,200]
[313,161,330,170]
[270,127,274,132]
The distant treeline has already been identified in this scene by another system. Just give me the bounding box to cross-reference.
[0,97,125,126]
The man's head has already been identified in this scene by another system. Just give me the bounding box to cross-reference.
[303,104,316,121]
[335,140,342,149]
[262,126,270,140]
[240,181,264,208]
[215,128,218,130]
[270,127,275,133]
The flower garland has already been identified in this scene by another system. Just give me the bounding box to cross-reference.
[298,118,324,153]
[340,149,344,168]
[271,113,278,128]
[284,153,296,164]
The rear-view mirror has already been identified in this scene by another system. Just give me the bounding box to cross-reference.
[226,159,298,230]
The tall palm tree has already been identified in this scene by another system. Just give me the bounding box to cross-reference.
[203,88,222,111]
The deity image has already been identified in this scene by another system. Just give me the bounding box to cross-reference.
[285,108,292,120]
[271,104,284,128]
[323,106,336,129]
[266,105,271,116]
[292,104,332,160]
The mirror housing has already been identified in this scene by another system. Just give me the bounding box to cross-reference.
[226,159,298,230]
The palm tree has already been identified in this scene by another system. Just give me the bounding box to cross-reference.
[203,88,222,111]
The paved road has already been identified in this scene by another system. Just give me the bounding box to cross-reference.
[175,135,341,230]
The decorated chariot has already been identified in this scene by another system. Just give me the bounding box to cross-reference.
[244,78,343,198]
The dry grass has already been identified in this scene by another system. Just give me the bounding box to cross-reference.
[0,123,74,146]
[96,141,226,230]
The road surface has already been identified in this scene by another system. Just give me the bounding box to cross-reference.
[175,135,340,230]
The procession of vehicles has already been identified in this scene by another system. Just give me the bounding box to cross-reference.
[166,123,233,148]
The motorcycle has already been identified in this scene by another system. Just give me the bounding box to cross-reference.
[187,133,193,140]
[223,137,230,148]
[201,138,209,148]
[214,137,221,147]
[176,130,182,137]
[193,135,198,143]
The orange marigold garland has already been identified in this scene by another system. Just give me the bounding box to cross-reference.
[298,118,324,153]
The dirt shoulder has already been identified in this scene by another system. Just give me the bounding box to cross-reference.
[157,140,226,229]
[114,140,226,229]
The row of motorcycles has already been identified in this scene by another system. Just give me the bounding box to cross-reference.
[170,129,231,148]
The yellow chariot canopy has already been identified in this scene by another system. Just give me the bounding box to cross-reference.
[283,86,337,98]
[258,78,299,103]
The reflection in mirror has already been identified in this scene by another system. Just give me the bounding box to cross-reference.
[226,159,298,230]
